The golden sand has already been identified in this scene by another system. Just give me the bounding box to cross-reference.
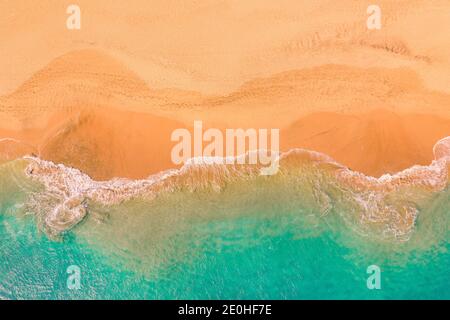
[0,1,449,179]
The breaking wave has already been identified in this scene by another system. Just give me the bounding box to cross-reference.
[4,137,450,241]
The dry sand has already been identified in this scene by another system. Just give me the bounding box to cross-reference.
[0,1,449,179]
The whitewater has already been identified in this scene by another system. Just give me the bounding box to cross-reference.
[3,136,445,241]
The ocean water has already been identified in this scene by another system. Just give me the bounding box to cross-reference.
[0,141,449,299]
[1,197,449,300]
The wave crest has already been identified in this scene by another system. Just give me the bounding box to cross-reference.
[19,137,450,239]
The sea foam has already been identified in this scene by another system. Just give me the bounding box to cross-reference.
[20,137,450,239]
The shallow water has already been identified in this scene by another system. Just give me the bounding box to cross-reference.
[0,142,449,299]
[1,196,449,299]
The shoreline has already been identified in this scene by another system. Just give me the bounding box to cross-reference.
[11,136,448,238]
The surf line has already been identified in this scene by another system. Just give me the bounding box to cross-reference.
[170,120,280,175]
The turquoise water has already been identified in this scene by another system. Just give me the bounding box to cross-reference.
[1,198,449,300]
[0,156,449,299]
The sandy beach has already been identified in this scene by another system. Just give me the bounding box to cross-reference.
[0,0,449,179]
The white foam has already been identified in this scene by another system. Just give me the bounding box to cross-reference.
[20,137,449,238]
